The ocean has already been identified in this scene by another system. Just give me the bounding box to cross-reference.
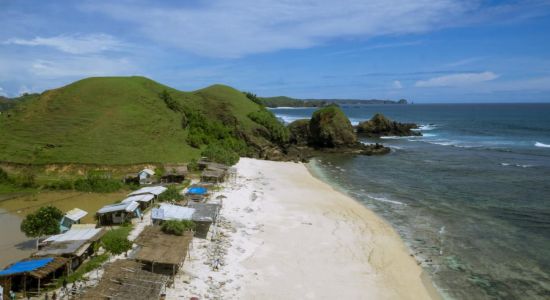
[271,104,550,300]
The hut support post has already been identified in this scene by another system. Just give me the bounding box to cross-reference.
[23,274,26,297]
[38,277,40,294]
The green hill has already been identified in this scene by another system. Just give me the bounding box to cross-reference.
[0,76,276,164]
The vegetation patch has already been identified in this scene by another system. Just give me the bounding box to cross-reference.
[56,254,109,285]
[101,225,133,255]
[161,219,196,236]
[157,185,184,202]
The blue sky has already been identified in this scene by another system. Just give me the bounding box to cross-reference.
[1,0,550,102]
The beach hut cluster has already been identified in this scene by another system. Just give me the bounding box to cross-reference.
[124,164,189,185]
[1,161,232,299]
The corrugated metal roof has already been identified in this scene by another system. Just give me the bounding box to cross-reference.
[140,168,155,175]
[0,258,53,276]
[152,204,195,221]
[97,201,139,214]
[121,194,155,204]
[44,226,103,243]
[128,186,167,197]
[64,208,88,221]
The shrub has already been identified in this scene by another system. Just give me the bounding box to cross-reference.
[244,92,263,106]
[44,179,75,190]
[201,142,240,165]
[74,172,122,193]
[101,225,133,255]
[161,220,196,236]
[157,185,184,202]
[187,159,199,172]
[0,167,9,183]
[248,109,289,144]
[15,169,37,188]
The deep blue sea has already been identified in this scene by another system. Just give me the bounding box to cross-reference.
[272,104,550,300]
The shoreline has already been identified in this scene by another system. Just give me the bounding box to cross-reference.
[169,158,441,299]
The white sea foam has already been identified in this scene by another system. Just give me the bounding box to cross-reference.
[535,142,550,148]
[500,162,534,168]
[369,196,406,205]
[416,124,437,131]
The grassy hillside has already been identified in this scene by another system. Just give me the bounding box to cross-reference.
[0,77,272,164]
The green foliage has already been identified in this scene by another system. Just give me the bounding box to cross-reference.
[309,105,357,147]
[201,141,240,165]
[248,109,290,144]
[0,77,280,165]
[20,205,63,238]
[15,169,37,188]
[56,254,109,285]
[187,159,199,172]
[244,92,263,106]
[43,179,75,190]
[161,220,196,236]
[101,225,133,255]
[0,167,9,183]
[157,185,184,202]
[73,171,122,193]
[159,89,184,112]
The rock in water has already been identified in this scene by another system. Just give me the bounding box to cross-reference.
[356,113,421,137]
[309,105,357,147]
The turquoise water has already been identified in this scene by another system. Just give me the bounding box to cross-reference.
[272,104,550,299]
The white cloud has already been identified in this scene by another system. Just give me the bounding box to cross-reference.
[83,0,475,58]
[4,34,127,54]
[393,80,403,89]
[415,71,499,87]
[0,87,7,97]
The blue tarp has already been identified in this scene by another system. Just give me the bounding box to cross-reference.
[187,187,207,195]
[0,257,54,276]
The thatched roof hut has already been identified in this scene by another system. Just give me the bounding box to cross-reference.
[133,226,193,276]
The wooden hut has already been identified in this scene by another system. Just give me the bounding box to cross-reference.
[200,169,226,183]
[0,257,69,298]
[161,164,188,183]
[34,225,105,271]
[133,226,193,276]
[80,260,168,300]
[59,208,87,233]
[96,202,141,226]
[187,203,221,239]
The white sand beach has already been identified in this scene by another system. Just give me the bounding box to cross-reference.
[167,158,440,299]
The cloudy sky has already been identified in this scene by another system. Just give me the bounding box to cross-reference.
[1,0,550,102]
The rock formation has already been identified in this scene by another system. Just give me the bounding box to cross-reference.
[308,105,357,147]
[356,113,421,137]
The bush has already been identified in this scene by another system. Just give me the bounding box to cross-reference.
[244,92,263,106]
[248,109,289,144]
[74,172,122,193]
[161,220,196,236]
[157,185,184,202]
[0,168,9,183]
[187,159,199,172]
[15,169,37,188]
[201,142,240,165]
[44,179,75,190]
[101,225,133,255]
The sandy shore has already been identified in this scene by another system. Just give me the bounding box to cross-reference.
[167,158,440,299]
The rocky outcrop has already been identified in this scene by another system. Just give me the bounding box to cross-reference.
[288,119,310,146]
[308,105,357,147]
[356,113,421,137]
[282,106,390,161]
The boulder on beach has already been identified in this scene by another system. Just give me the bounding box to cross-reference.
[356,113,421,137]
[308,105,357,147]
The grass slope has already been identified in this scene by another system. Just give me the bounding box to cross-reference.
[0,77,268,164]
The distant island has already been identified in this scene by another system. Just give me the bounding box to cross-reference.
[259,96,408,108]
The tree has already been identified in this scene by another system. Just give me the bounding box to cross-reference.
[20,206,63,249]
